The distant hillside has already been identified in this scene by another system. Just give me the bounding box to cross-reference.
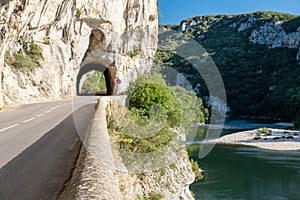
[156,11,300,122]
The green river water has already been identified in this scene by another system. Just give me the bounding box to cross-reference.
[187,127,300,200]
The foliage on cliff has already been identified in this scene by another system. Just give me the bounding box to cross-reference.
[108,72,208,154]
[190,159,203,181]
[157,11,300,121]
[5,39,43,70]
[129,83,181,127]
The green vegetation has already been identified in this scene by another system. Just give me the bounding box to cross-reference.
[5,39,43,70]
[81,71,107,93]
[253,135,262,140]
[290,88,300,129]
[255,127,272,140]
[75,8,81,18]
[107,72,206,186]
[257,127,272,135]
[158,24,179,31]
[157,11,300,121]
[171,86,209,125]
[108,77,176,154]
[43,36,50,45]
[149,14,156,21]
[282,17,300,33]
[129,47,140,58]
[136,192,163,200]
[190,159,203,181]
[129,83,181,127]
[132,1,140,9]
[113,122,175,154]
[108,72,208,155]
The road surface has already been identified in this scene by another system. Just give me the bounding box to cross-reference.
[0,97,97,200]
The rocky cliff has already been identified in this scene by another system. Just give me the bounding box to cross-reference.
[116,149,195,200]
[0,0,158,108]
[107,97,196,200]
[179,12,300,61]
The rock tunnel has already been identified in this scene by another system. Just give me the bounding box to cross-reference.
[76,28,119,96]
[76,63,117,96]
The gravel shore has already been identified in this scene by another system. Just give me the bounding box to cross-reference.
[205,129,300,151]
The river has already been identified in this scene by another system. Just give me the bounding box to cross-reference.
[187,119,300,200]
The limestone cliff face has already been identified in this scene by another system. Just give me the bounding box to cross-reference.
[0,0,158,107]
[117,148,196,200]
[178,13,300,64]
[249,22,300,48]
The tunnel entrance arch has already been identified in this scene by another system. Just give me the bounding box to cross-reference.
[76,63,117,96]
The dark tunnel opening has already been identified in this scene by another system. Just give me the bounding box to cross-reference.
[76,63,116,96]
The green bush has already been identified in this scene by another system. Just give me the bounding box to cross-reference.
[11,50,37,68]
[253,136,262,140]
[75,8,81,18]
[149,14,156,21]
[127,72,167,96]
[129,48,140,58]
[28,39,43,63]
[257,127,272,135]
[136,192,163,200]
[129,83,181,127]
[127,72,209,127]
[5,39,43,70]
[117,124,175,153]
[190,159,203,181]
[108,73,209,161]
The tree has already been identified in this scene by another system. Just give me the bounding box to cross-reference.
[129,83,181,127]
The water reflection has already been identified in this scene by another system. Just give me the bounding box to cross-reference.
[188,144,300,200]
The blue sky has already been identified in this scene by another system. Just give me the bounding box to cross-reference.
[158,0,300,24]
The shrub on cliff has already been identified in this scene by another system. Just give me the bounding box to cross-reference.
[190,159,203,181]
[129,83,181,127]
[5,39,43,70]
[108,72,209,156]
[128,72,209,127]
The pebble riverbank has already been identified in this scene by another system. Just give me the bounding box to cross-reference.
[204,129,300,151]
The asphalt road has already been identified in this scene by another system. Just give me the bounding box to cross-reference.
[0,97,97,200]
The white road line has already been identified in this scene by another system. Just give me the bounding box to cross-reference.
[0,123,20,132]
[37,113,45,118]
[45,109,52,113]
[22,117,36,123]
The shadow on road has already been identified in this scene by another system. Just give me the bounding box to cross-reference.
[0,104,95,200]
